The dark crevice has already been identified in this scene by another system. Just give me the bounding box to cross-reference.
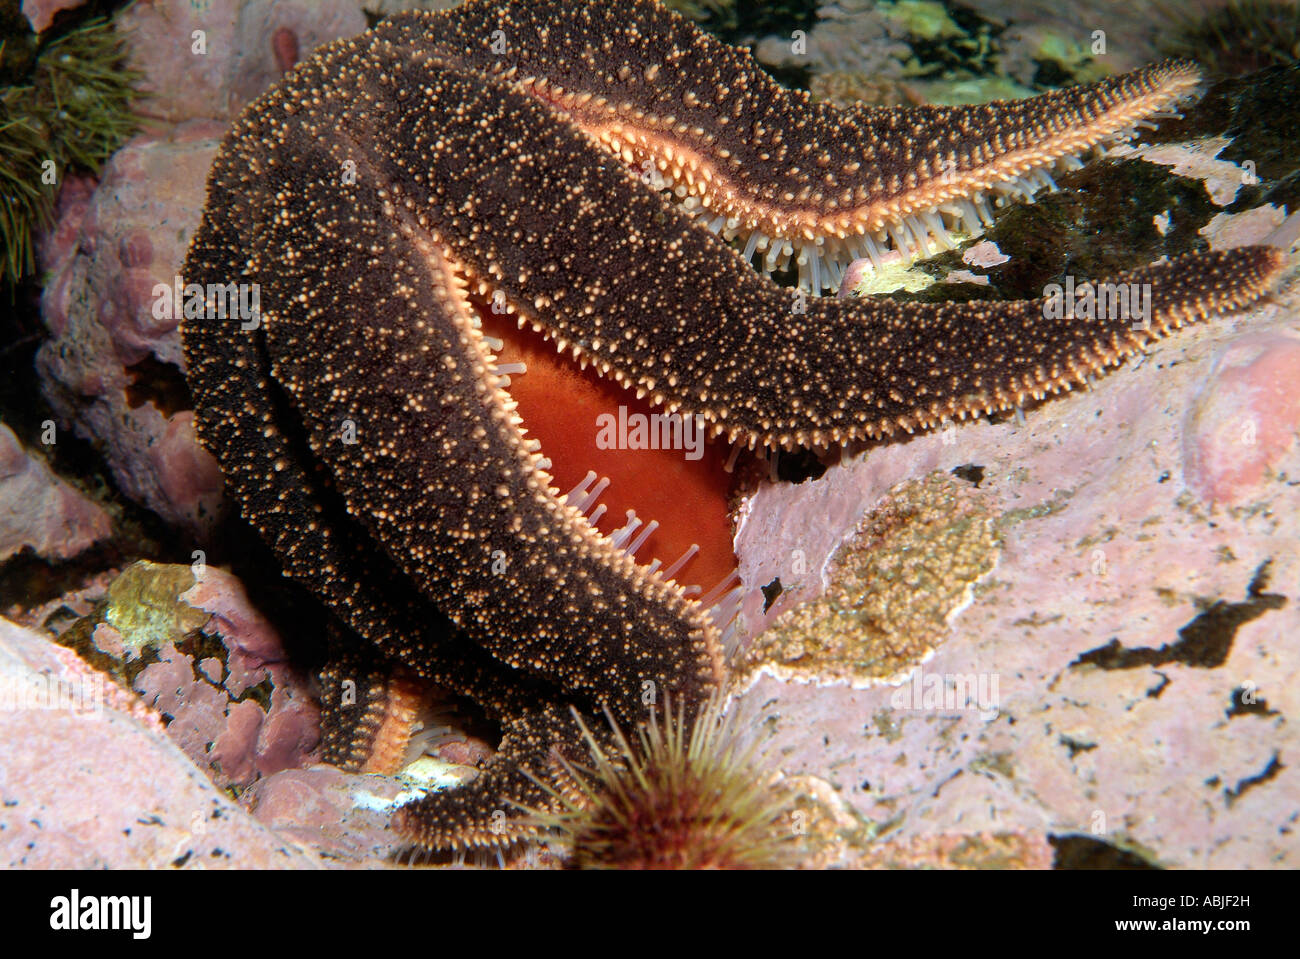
[1069,561,1286,671]
[1031,58,1075,89]
[761,577,783,612]
[773,447,828,484]
[1058,734,1097,759]
[124,355,193,417]
[1226,686,1279,718]
[1225,752,1283,807]
[1145,671,1170,699]
[1050,834,1159,869]
[0,543,117,613]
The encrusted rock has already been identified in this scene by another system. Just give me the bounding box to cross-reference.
[75,561,320,790]
[1182,330,1300,505]
[0,422,110,563]
[738,472,999,687]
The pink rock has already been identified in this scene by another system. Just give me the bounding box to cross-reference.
[271,26,300,73]
[198,657,224,683]
[134,643,231,767]
[37,176,95,286]
[246,766,407,862]
[32,3,379,537]
[1201,205,1288,251]
[132,625,320,790]
[90,622,127,660]
[113,565,323,789]
[1125,138,1246,206]
[121,0,366,124]
[942,268,990,286]
[1182,331,1300,505]
[21,0,85,33]
[837,258,871,297]
[211,699,265,785]
[151,411,224,525]
[183,568,292,682]
[0,422,111,562]
[256,690,321,778]
[0,617,322,868]
[37,129,225,535]
[437,737,495,767]
[837,249,910,296]
[962,239,1010,268]
[118,229,154,268]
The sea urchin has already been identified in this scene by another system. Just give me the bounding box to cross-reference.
[528,695,805,870]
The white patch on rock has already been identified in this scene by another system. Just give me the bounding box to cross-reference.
[962,239,1010,268]
[943,269,990,286]
[1200,204,1288,251]
[1113,136,1248,206]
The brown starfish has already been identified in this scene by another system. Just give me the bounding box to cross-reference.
[181,0,1284,854]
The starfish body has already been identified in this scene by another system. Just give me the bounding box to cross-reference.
[182,0,1284,852]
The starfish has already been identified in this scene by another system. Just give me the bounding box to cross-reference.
[181,0,1284,855]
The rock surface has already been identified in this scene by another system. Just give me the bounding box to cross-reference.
[0,422,110,563]
[728,279,1300,869]
[35,0,370,536]
[80,562,322,790]
[37,125,226,535]
[0,617,325,868]
[121,0,367,124]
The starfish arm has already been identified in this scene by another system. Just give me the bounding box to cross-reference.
[391,697,587,853]
[184,137,634,854]
[273,35,1278,454]
[755,246,1288,446]
[182,186,472,693]
[179,0,1290,858]
[183,37,731,852]
[522,229,1284,450]
[181,251,606,852]
[319,636,593,853]
[318,642,417,772]
[187,48,722,718]
[405,0,1201,248]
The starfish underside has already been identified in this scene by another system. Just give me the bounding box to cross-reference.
[181,0,1285,855]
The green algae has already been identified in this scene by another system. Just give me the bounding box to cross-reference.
[872,710,903,744]
[997,488,1074,530]
[880,0,963,43]
[103,560,208,658]
[0,13,140,286]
